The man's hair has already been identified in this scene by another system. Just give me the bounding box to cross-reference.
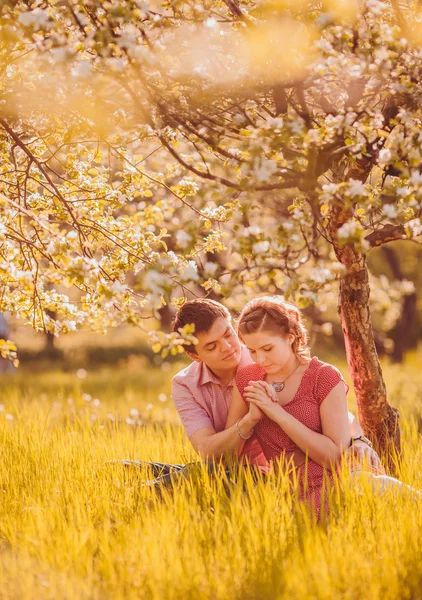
[172,298,231,353]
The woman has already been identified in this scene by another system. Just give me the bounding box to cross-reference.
[226,296,418,516]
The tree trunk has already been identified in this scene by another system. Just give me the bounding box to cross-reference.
[45,309,59,357]
[329,217,400,463]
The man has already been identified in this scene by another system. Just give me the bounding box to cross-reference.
[140,298,381,485]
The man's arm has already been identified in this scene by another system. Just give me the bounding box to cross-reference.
[347,411,383,471]
[190,421,249,461]
[172,379,257,461]
[191,384,265,459]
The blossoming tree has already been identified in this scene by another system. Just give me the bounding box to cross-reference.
[1,0,422,454]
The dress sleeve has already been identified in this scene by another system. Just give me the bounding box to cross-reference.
[235,364,265,403]
[314,363,349,406]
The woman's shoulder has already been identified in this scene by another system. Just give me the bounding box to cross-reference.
[310,357,349,401]
[312,357,344,379]
[235,363,266,392]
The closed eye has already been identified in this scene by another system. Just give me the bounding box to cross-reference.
[249,347,272,353]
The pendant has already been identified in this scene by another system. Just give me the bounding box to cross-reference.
[272,382,285,393]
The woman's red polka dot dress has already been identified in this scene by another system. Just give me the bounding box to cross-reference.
[236,356,349,516]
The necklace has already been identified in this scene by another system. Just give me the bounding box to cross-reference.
[269,359,301,392]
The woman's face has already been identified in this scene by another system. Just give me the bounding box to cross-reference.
[242,329,295,374]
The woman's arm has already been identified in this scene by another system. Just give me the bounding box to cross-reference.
[245,381,350,469]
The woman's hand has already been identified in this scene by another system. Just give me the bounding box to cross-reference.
[244,381,285,423]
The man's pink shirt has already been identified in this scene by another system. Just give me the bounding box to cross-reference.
[171,346,269,470]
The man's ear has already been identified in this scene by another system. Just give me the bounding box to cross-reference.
[187,350,201,362]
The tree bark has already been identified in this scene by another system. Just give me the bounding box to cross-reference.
[329,216,400,463]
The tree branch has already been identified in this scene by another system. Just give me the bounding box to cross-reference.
[365,224,407,248]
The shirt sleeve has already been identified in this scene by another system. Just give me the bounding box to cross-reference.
[314,364,349,406]
[171,378,215,438]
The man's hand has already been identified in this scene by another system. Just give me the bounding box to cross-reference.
[247,391,265,424]
[347,440,384,473]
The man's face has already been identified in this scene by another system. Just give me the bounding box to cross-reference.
[188,317,242,372]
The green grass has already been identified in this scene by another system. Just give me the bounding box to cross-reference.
[0,352,421,599]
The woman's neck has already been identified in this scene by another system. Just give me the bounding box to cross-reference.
[270,353,302,381]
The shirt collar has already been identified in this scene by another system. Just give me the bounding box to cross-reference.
[198,361,223,387]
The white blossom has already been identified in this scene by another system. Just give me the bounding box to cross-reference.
[310,267,333,285]
[321,183,339,199]
[289,119,305,135]
[116,26,138,49]
[378,148,392,165]
[111,281,127,294]
[244,226,261,236]
[204,261,218,277]
[252,241,270,254]
[382,204,397,218]
[266,117,284,130]
[320,322,333,336]
[233,114,246,126]
[405,218,422,237]
[251,159,278,183]
[178,178,199,196]
[205,18,217,28]
[63,320,77,332]
[410,171,422,185]
[367,0,389,16]
[72,61,92,79]
[50,48,68,63]
[180,261,199,281]
[175,230,192,249]
[18,9,50,29]
[337,221,358,239]
[399,280,415,295]
[348,180,368,197]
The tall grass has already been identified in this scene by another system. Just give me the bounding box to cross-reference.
[0,352,421,599]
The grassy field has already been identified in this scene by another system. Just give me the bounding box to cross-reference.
[0,351,422,600]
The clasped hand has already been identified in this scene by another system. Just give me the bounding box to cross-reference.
[244,380,285,422]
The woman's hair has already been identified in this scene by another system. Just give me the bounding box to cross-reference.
[237,296,310,358]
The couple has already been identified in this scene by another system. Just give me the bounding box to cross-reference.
[134,296,415,515]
